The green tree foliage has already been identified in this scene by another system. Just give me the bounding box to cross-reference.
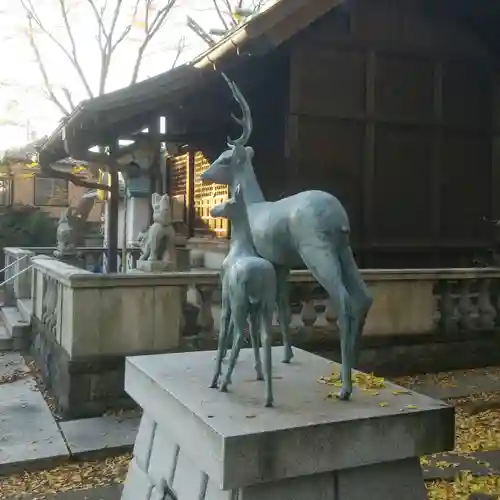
[0,205,57,262]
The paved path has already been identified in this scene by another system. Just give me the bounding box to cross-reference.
[0,353,68,471]
[0,353,139,474]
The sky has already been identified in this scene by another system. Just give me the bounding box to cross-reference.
[0,0,271,151]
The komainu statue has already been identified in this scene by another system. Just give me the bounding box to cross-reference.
[139,193,176,264]
[54,190,98,258]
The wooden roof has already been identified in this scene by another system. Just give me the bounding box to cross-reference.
[38,0,500,166]
[38,0,344,164]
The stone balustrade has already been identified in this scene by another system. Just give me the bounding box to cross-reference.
[3,246,142,293]
[20,255,500,418]
[181,268,500,342]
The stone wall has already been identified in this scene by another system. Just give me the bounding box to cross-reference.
[30,256,183,418]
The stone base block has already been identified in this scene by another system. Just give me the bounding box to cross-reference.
[122,348,454,499]
[31,317,133,418]
[136,260,174,272]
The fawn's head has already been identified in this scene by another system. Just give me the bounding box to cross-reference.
[210,184,244,219]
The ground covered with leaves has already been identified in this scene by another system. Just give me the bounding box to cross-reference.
[320,369,500,499]
[399,374,500,499]
[0,454,130,499]
[2,369,500,499]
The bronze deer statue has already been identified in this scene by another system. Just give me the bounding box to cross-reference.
[210,184,276,407]
[200,74,373,400]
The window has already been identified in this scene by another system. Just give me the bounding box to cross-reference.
[34,177,69,206]
[0,178,12,207]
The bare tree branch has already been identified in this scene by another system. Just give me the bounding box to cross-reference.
[212,0,229,30]
[57,0,94,98]
[170,36,186,69]
[21,0,94,99]
[61,87,76,111]
[130,0,177,84]
[86,0,108,50]
[25,14,70,116]
[85,0,137,95]
[221,0,237,26]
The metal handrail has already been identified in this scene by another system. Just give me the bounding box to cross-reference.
[0,254,28,275]
[0,265,33,287]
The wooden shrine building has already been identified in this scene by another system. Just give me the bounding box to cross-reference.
[39,0,500,268]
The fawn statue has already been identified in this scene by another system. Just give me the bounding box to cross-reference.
[201,74,373,401]
[210,184,276,407]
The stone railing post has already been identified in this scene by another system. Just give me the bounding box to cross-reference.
[3,248,35,304]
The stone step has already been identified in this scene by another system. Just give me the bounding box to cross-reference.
[16,299,33,324]
[1,306,30,339]
[0,325,13,351]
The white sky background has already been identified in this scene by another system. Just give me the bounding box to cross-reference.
[0,0,271,150]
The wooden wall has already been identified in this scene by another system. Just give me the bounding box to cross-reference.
[168,53,290,239]
[287,0,497,267]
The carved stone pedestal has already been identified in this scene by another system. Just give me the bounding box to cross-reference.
[136,260,175,272]
[53,251,84,269]
[121,348,454,500]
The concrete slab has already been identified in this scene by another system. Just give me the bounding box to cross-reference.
[0,326,13,351]
[1,306,30,338]
[17,298,33,324]
[60,413,140,458]
[0,353,69,473]
[125,348,454,493]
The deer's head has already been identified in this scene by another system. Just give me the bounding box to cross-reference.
[201,74,254,187]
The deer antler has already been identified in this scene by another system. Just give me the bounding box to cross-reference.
[221,73,253,147]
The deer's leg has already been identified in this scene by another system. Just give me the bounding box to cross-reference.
[262,306,274,407]
[299,246,353,400]
[222,318,234,362]
[249,309,264,381]
[338,244,373,368]
[210,293,230,389]
[275,266,294,363]
[220,305,246,393]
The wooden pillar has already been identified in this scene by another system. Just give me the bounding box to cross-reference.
[362,50,377,267]
[187,150,195,238]
[148,117,162,223]
[431,61,444,267]
[491,73,500,256]
[107,167,119,273]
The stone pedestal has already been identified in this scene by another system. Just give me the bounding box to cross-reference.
[54,251,84,269]
[121,348,454,500]
[136,260,175,272]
